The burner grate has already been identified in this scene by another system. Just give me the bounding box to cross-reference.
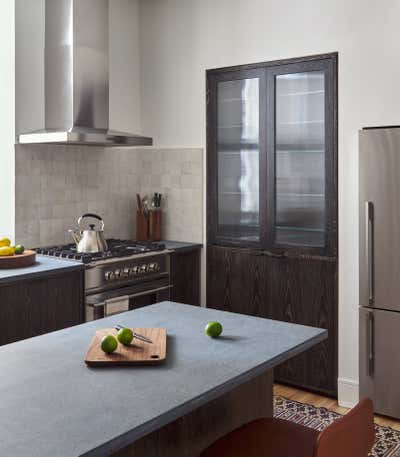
[35,240,166,263]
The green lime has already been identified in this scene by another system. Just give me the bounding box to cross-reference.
[14,244,25,255]
[117,327,134,345]
[205,321,223,338]
[101,335,118,353]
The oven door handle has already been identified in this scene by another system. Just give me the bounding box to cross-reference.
[93,285,174,308]
[126,284,173,300]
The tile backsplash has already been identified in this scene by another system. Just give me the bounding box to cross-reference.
[15,145,203,247]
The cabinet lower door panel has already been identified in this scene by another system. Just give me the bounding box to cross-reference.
[207,245,337,396]
[0,271,84,346]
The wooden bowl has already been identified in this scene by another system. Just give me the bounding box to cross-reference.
[0,250,36,269]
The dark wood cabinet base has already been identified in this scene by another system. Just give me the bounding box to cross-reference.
[0,270,84,346]
[171,249,201,306]
[207,245,337,397]
[111,370,273,457]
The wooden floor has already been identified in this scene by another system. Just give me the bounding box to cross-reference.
[274,383,400,431]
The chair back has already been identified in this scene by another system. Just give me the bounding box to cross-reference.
[314,398,375,457]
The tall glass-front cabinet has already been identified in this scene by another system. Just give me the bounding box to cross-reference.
[207,54,338,396]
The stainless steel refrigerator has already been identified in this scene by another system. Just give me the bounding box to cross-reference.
[359,126,400,418]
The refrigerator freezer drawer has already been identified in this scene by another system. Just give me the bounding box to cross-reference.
[360,306,400,418]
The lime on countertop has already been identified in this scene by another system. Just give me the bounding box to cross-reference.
[205,321,223,338]
[101,335,118,353]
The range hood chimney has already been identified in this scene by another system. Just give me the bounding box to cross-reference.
[18,0,152,147]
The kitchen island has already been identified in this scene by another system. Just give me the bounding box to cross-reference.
[0,302,326,457]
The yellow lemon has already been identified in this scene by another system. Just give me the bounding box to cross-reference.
[0,238,11,247]
[0,246,14,256]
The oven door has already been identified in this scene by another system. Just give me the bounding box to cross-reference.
[85,278,172,321]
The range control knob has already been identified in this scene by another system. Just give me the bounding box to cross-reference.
[140,264,148,273]
[148,263,155,272]
[154,262,160,272]
[122,268,130,278]
[114,269,121,279]
[132,266,139,276]
[105,271,115,281]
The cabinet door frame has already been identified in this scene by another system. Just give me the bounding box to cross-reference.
[206,67,267,248]
[265,56,338,256]
[206,52,338,256]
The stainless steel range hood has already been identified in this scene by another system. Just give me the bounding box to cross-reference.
[18,0,152,147]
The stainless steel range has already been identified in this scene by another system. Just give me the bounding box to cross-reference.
[35,240,172,321]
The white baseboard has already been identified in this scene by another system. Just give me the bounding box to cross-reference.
[338,377,359,408]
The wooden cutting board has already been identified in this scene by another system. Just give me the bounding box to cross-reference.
[85,328,167,366]
[0,250,36,269]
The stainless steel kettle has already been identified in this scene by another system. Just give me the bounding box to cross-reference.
[68,214,108,253]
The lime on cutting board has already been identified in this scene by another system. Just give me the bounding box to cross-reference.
[101,335,118,353]
[117,327,134,345]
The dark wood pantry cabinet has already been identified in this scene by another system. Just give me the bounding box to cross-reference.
[206,53,338,396]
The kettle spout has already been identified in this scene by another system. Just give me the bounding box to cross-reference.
[68,229,82,246]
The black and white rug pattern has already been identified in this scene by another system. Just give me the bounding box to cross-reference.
[274,396,400,457]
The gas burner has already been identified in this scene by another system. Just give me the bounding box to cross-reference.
[35,239,166,264]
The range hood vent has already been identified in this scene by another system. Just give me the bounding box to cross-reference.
[18,0,152,147]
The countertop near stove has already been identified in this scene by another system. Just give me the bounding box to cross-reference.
[0,242,200,286]
[162,240,202,252]
[0,255,84,286]
[0,302,326,457]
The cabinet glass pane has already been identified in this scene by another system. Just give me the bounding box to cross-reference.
[275,71,325,247]
[217,78,260,241]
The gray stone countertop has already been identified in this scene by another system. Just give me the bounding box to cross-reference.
[162,240,202,252]
[0,301,326,457]
[0,254,84,285]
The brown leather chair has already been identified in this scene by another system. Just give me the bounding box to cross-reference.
[200,398,375,457]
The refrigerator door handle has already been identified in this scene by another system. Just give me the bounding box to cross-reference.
[366,310,374,376]
[366,201,374,305]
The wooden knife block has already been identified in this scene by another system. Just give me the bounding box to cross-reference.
[136,211,149,241]
[149,210,162,241]
[136,210,162,241]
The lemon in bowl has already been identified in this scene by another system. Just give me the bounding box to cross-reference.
[0,246,14,256]
[0,238,11,248]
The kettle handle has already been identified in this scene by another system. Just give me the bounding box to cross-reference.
[78,213,105,230]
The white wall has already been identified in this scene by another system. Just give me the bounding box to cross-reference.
[109,0,142,134]
[139,0,400,406]
[15,0,44,136]
[0,1,15,241]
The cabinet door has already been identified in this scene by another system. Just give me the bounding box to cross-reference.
[171,249,200,306]
[207,245,268,317]
[266,58,337,255]
[269,256,338,396]
[0,271,84,346]
[207,68,266,246]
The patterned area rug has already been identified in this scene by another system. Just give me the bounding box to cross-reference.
[274,396,400,457]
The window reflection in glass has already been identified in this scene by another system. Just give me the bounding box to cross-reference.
[275,71,325,247]
[217,78,259,241]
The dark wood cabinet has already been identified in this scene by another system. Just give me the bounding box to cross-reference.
[206,53,338,396]
[0,270,84,346]
[171,249,201,306]
[207,245,267,317]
